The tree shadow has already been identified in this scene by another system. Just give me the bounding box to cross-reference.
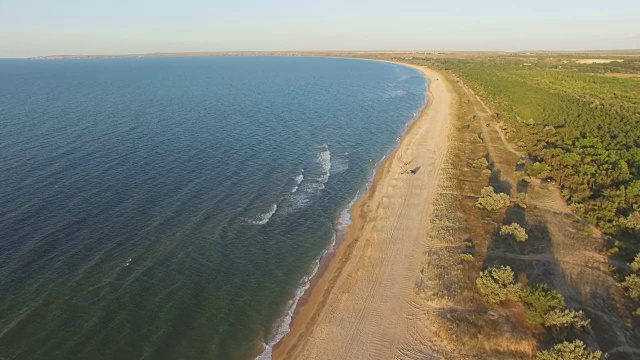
[488,166,512,195]
[517,180,530,194]
[505,206,526,227]
[481,218,607,352]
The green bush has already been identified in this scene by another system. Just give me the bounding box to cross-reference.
[481,169,492,177]
[535,340,605,360]
[515,171,532,183]
[622,274,640,299]
[631,253,640,272]
[500,223,528,242]
[471,157,489,169]
[476,186,511,211]
[514,193,527,208]
[543,309,590,329]
[619,212,640,232]
[476,266,520,305]
[459,253,474,262]
[519,284,565,326]
[527,162,551,178]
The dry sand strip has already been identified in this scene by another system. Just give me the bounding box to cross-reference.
[273,64,453,360]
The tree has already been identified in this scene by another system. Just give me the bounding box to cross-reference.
[500,223,528,242]
[630,253,640,272]
[476,266,520,305]
[535,340,605,360]
[543,309,590,329]
[471,157,489,169]
[619,212,640,232]
[514,193,527,208]
[477,186,511,211]
[622,274,640,299]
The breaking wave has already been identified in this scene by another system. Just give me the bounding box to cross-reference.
[316,145,331,188]
[291,171,304,193]
[248,204,277,225]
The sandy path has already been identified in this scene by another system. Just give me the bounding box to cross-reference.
[273,65,452,360]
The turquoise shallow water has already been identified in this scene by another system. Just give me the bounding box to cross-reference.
[0,56,426,359]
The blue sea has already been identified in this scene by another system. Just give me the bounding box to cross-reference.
[0,56,426,359]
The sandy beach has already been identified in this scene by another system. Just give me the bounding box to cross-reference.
[273,64,453,359]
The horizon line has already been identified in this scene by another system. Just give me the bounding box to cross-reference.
[0,48,637,60]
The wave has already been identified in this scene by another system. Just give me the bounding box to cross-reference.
[316,145,331,188]
[291,171,304,193]
[255,233,334,360]
[248,204,277,225]
[388,89,407,97]
[330,152,348,175]
[256,71,429,360]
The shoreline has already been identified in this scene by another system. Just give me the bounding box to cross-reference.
[272,62,453,359]
[255,60,429,360]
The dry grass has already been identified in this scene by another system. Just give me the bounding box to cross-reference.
[410,64,640,359]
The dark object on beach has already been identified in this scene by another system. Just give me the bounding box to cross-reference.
[410,166,421,174]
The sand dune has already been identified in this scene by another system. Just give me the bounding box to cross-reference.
[273,64,453,359]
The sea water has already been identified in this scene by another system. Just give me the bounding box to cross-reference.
[0,56,426,359]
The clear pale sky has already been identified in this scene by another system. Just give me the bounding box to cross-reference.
[1,0,639,57]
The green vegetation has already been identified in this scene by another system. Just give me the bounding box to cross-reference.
[515,171,532,183]
[514,193,527,208]
[535,340,606,360]
[476,186,511,211]
[543,309,590,329]
[519,284,565,326]
[470,157,489,169]
[478,267,590,331]
[475,266,520,305]
[459,253,474,262]
[500,223,529,242]
[422,57,640,237]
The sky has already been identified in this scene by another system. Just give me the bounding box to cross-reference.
[1,0,639,57]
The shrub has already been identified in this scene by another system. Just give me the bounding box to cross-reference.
[622,274,640,299]
[543,309,590,329]
[514,193,527,209]
[476,186,511,211]
[631,253,640,272]
[515,171,532,183]
[459,253,474,262]
[481,169,492,177]
[476,266,520,305]
[471,157,489,169]
[500,223,528,242]
[619,212,640,232]
[519,284,565,326]
[535,340,605,360]
[527,161,551,178]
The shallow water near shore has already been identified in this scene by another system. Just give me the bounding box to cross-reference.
[0,56,425,359]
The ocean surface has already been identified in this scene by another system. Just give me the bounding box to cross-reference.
[0,56,426,359]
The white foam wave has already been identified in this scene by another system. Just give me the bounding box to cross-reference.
[248,204,277,225]
[255,234,334,360]
[291,171,304,193]
[316,146,331,188]
[256,78,430,360]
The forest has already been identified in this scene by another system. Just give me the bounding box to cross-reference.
[414,56,640,243]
